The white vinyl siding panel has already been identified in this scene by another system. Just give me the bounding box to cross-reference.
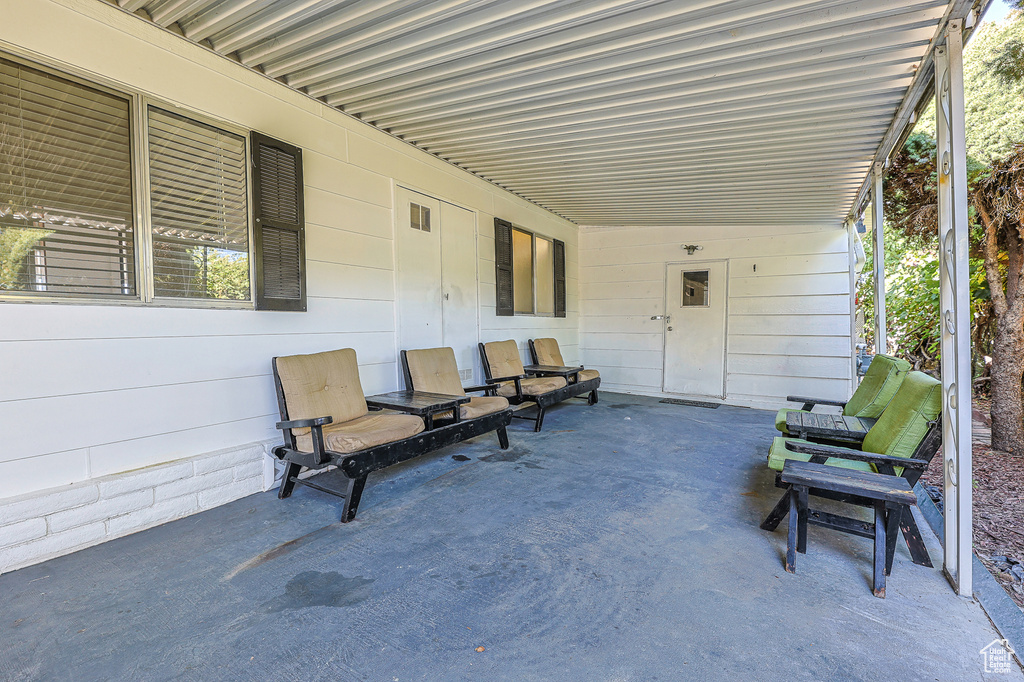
[579,225,853,408]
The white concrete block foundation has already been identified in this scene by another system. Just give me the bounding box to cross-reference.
[0,441,276,574]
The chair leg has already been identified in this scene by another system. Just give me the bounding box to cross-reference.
[497,425,510,450]
[340,475,367,523]
[278,462,302,499]
[761,487,792,531]
[899,510,934,568]
[884,507,902,575]
[786,487,799,573]
[534,406,546,432]
[873,501,887,598]
[588,390,599,405]
[796,487,809,554]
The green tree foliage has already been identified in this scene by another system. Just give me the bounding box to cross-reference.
[857,224,989,373]
[0,227,51,290]
[190,247,249,300]
[916,10,1024,162]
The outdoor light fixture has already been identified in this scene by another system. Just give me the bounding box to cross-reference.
[681,244,703,255]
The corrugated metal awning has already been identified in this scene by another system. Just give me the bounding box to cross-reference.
[118,0,975,226]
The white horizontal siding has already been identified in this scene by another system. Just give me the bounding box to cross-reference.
[0,0,579,500]
[579,225,853,408]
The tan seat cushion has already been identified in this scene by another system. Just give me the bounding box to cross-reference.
[483,339,525,379]
[534,338,599,382]
[532,338,565,366]
[496,376,567,397]
[405,347,466,396]
[461,396,509,418]
[295,413,425,454]
[275,348,368,435]
[434,395,511,421]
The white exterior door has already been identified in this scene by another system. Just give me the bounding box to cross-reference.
[396,187,443,352]
[663,260,728,398]
[440,201,479,382]
[396,187,480,383]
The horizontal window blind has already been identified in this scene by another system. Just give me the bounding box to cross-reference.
[148,107,249,300]
[0,57,135,296]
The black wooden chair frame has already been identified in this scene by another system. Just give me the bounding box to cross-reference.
[760,418,941,575]
[479,343,601,431]
[398,350,512,447]
[271,357,514,522]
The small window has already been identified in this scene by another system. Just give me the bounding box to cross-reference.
[494,218,565,317]
[512,227,534,314]
[682,270,709,307]
[0,57,135,297]
[409,203,431,232]
[148,107,249,300]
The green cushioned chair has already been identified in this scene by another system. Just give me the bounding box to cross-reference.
[775,354,911,434]
[768,370,942,474]
[762,371,943,570]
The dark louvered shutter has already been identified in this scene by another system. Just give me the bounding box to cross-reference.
[553,239,566,318]
[494,218,514,316]
[252,132,305,311]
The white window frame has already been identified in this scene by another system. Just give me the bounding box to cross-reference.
[0,48,255,310]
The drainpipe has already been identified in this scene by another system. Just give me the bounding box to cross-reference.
[935,19,973,598]
[872,163,887,355]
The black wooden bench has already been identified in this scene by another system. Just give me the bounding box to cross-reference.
[272,348,513,522]
[779,460,920,598]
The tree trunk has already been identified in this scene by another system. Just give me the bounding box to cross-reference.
[989,315,1024,454]
[978,200,1024,455]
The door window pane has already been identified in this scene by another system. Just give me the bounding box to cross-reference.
[0,57,135,296]
[536,236,554,314]
[682,270,709,307]
[512,228,534,314]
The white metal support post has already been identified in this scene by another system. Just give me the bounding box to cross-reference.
[872,163,887,354]
[935,21,973,597]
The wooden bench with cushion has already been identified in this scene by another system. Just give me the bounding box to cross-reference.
[401,346,513,449]
[479,339,601,431]
[272,348,513,522]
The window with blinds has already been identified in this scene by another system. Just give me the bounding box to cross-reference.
[0,57,135,297]
[148,107,249,300]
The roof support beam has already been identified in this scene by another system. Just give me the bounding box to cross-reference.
[935,20,972,599]
[872,163,887,354]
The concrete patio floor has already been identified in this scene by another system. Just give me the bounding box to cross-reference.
[0,393,1018,681]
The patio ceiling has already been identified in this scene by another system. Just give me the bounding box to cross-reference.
[118,0,967,226]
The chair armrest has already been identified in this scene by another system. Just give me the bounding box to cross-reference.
[786,395,847,410]
[486,374,527,383]
[785,441,928,470]
[276,416,333,430]
[464,384,499,396]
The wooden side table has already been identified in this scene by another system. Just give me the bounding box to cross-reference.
[523,364,583,384]
[364,391,470,430]
[779,459,919,598]
[786,411,875,444]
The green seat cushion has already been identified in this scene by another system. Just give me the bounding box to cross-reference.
[767,437,875,474]
[775,408,798,434]
[862,371,942,462]
[843,354,911,419]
